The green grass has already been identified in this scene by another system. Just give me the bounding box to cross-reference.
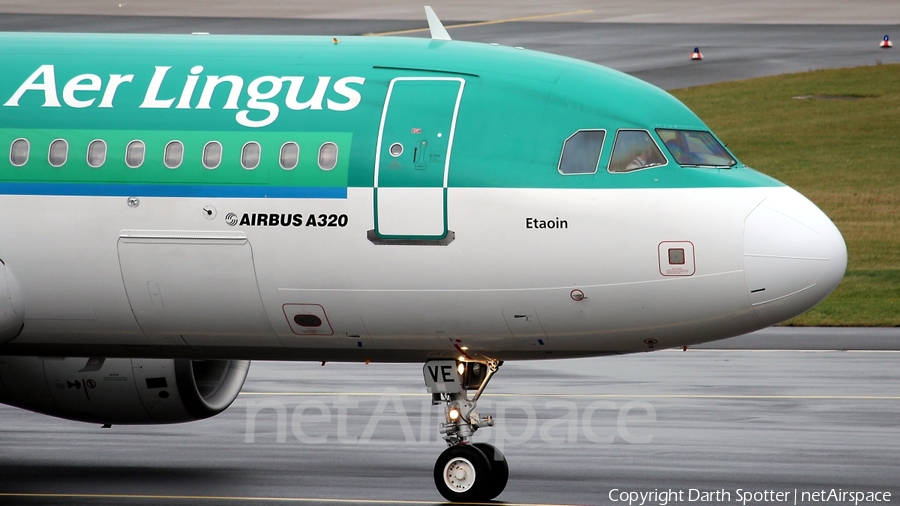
[671,64,900,326]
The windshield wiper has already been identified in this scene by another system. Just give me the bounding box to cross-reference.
[679,163,733,168]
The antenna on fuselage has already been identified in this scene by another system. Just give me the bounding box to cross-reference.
[425,6,451,41]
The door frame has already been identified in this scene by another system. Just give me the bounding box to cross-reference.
[372,77,465,243]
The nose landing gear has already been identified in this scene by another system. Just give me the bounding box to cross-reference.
[424,359,508,502]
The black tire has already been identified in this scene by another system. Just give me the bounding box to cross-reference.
[433,444,493,502]
[474,443,509,501]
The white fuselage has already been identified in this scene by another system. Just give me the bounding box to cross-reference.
[0,184,846,362]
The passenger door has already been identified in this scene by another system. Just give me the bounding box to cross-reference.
[373,77,464,241]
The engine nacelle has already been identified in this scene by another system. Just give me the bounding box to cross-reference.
[0,356,249,424]
[0,260,25,344]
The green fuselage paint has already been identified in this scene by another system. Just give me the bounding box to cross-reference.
[0,32,781,199]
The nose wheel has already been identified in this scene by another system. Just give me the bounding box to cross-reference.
[473,442,509,500]
[433,443,508,502]
[434,445,490,501]
[424,359,508,502]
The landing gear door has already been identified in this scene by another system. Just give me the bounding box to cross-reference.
[423,360,463,394]
[374,77,464,241]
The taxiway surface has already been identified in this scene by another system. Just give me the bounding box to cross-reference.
[2,347,899,505]
[0,15,898,89]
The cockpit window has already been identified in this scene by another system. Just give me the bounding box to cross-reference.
[608,130,667,173]
[558,130,605,174]
[656,129,736,168]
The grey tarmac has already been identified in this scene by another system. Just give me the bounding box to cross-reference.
[0,14,898,90]
[1,347,899,505]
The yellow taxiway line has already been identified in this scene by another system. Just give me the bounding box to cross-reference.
[365,9,594,37]
[0,492,575,506]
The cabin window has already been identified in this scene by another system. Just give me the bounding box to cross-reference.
[241,142,260,170]
[608,130,667,173]
[9,139,29,167]
[126,140,145,168]
[87,140,107,168]
[48,139,68,167]
[558,130,605,174]
[164,141,184,169]
[280,142,299,170]
[318,142,337,171]
[203,141,222,169]
[656,129,736,168]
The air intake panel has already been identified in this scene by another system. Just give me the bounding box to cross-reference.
[0,357,249,424]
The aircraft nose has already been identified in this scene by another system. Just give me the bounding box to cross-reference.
[743,189,847,326]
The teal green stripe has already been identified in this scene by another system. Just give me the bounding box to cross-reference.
[0,181,346,198]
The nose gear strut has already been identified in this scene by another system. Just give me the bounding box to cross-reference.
[423,358,509,502]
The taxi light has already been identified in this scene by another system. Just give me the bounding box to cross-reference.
[448,408,460,421]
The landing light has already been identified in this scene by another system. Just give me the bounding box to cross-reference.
[457,362,465,375]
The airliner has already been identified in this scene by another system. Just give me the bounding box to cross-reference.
[0,8,846,502]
